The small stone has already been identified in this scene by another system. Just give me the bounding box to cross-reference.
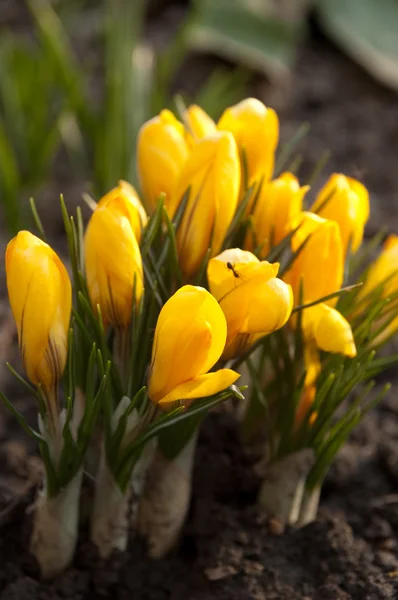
[268,517,285,536]
[204,565,239,581]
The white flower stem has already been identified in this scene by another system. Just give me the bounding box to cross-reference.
[91,449,130,559]
[138,430,198,558]
[30,469,83,579]
[297,485,321,527]
[257,449,315,525]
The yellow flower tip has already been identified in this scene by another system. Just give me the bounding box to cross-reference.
[246,172,309,256]
[184,105,217,146]
[218,97,279,187]
[303,303,356,358]
[5,231,72,394]
[285,211,344,305]
[310,172,370,254]
[84,204,143,328]
[147,286,233,407]
[137,109,189,215]
[97,180,147,242]
[174,132,240,277]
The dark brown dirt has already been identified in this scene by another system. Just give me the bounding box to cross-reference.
[1,17,398,600]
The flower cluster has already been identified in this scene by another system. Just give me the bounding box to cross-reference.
[2,98,398,576]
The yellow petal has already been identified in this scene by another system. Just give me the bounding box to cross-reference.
[174,132,240,277]
[97,180,147,243]
[218,98,279,190]
[284,212,344,305]
[207,248,278,302]
[242,278,293,333]
[311,173,370,254]
[84,205,143,327]
[246,172,309,257]
[137,109,189,215]
[148,286,227,404]
[303,303,356,357]
[184,105,217,146]
[6,231,71,392]
[158,370,240,406]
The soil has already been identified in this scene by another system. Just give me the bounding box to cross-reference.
[1,9,398,600]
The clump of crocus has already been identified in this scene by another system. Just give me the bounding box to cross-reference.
[139,285,239,557]
[5,231,79,577]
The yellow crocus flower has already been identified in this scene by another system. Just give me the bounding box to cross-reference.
[84,201,144,328]
[137,109,189,215]
[207,249,293,360]
[311,173,370,255]
[218,97,279,190]
[5,231,71,398]
[97,180,147,243]
[148,285,239,406]
[184,104,217,146]
[245,172,309,257]
[284,212,344,305]
[358,235,398,345]
[303,303,357,358]
[173,131,240,278]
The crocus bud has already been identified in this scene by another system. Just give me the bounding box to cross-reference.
[284,212,344,305]
[97,180,147,243]
[6,231,72,395]
[245,172,309,257]
[207,249,293,360]
[173,132,240,277]
[358,235,398,344]
[218,97,279,189]
[311,174,369,254]
[85,200,144,328]
[302,304,357,358]
[137,109,189,215]
[148,285,239,406]
[184,105,217,146]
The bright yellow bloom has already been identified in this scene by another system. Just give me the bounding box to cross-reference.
[6,231,71,396]
[207,249,293,360]
[303,304,357,357]
[284,212,344,305]
[301,303,356,388]
[173,132,240,277]
[245,172,309,257]
[184,105,217,146]
[137,109,189,215]
[358,235,398,345]
[311,173,370,255]
[218,97,279,189]
[148,285,239,406]
[85,201,144,328]
[97,180,147,243]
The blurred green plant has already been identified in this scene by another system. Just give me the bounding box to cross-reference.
[0,0,249,234]
[190,0,398,90]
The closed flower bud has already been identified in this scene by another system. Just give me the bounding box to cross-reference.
[358,235,398,344]
[137,109,189,215]
[184,105,217,146]
[207,249,293,360]
[173,132,240,277]
[148,285,239,406]
[6,231,72,395]
[85,200,144,328]
[303,304,357,358]
[218,97,279,189]
[97,180,147,243]
[284,212,344,305]
[311,174,370,254]
[245,172,309,257]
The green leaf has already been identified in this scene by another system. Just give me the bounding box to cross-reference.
[0,393,44,443]
[317,0,398,90]
[190,0,304,80]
